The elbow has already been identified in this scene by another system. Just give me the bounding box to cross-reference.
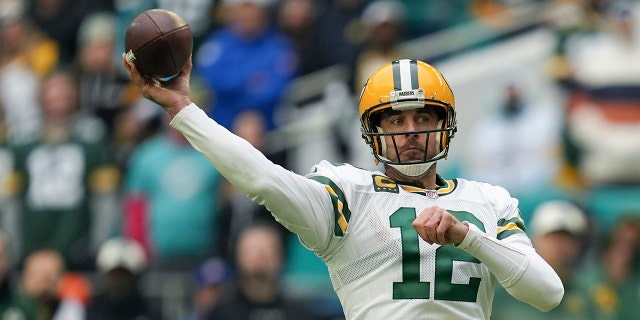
[537,266,565,312]
[536,283,564,312]
[505,260,566,312]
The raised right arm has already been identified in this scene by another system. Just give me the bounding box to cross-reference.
[121,55,334,250]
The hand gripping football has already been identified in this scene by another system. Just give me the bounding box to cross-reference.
[124,9,193,80]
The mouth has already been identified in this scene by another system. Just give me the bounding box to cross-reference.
[403,146,422,152]
[399,148,425,162]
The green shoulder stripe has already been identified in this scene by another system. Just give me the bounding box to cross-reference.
[309,176,351,237]
[496,217,526,240]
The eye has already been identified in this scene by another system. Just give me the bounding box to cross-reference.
[416,114,433,124]
[390,117,404,125]
[417,115,429,123]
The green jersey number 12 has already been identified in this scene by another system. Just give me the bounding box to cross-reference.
[390,208,485,302]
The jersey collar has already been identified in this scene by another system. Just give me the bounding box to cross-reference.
[397,174,458,196]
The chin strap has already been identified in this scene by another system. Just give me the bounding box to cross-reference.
[385,148,445,177]
[388,161,435,177]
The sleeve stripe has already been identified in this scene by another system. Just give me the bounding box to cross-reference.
[310,176,351,236]
[497,222,521,234]
[497,217,526,240]
[497,229,525,240]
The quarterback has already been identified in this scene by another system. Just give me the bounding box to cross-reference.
[122,56,564,319]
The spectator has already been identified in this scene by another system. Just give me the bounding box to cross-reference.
[185,256,233,320]
[0,61,42,146]
[110,97,161,170]
[122,111,224,269]
[315,0,366,91]
[193,0,298,138]
[277,0,332,76]
[574,214,640,320]
[462,79,564,220]
[26,0,113,65]
[492,199,594,320]
[353,0,407,92]
[86,236,161,320]
[542,0,607,88]
[557,1,640,233]
[112,0,156,78]
[561,1,640,186]
[74,11,130,140]
[13,249,66,320]
[205,223,318,320]
[53,272,92,320]
[156,0,219,52]
[9,69,120,269]
[0,13,59,78]
[0,12,58,144]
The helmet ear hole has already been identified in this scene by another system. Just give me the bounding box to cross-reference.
[434,107,446,122]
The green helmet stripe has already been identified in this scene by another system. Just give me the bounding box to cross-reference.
[392,60,402,91]
[409,59,418,89]
[392,59,420,91]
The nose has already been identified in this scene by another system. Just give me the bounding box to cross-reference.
[403,119,420,136]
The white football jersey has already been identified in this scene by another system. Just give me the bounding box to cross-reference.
[299,161,527,320]
[170,104,548,320]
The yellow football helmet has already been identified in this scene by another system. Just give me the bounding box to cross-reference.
[359,59,457,175]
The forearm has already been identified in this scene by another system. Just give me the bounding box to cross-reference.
[169,104,332,246]
[457,224,564,311]
[170,104,279,195]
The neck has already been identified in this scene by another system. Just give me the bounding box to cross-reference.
[241,278,278,303]
[385,162,438,189]
[43,120,72,144]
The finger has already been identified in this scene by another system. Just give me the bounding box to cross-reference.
[121,53,133,78]
[436,216,451,244]
[417,229,433,245]
[182,55,193,75]
[413,208,434,244]
[425,219,439,244]
[128,62,155,95]
[418,214,440,244]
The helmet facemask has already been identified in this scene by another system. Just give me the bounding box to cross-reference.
[361,98,456,177]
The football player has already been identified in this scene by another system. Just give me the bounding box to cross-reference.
[122,55,564,319]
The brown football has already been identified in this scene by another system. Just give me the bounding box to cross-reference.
[124,9,192,80]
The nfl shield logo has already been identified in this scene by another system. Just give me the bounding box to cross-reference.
[426,190,438,199]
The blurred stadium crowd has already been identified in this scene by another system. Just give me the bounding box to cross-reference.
[0,0,639,319]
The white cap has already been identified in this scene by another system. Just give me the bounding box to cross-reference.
[530,200,588,238]
[77,12,115,48]
[362,0,406,27]
[96,237,147,274]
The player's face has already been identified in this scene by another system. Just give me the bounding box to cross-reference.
[379,108,440,163]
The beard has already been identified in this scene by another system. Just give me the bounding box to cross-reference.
[241,269,278,284]
[396,140,428,163]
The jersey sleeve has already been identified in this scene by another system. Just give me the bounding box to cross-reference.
[304,161,356,238]
[170,104,336,250]
[457,183,564,311]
